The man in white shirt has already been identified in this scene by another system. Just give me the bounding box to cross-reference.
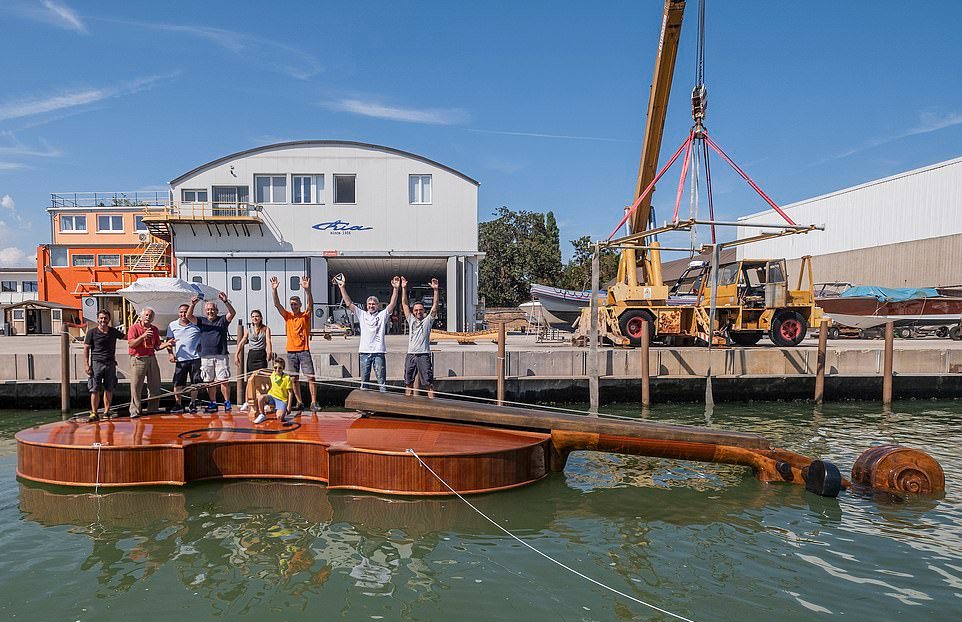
[334,274,399,392]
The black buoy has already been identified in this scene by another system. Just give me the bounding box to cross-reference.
[804,460,842,498]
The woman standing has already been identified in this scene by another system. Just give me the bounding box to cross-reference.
[236,309,272,372]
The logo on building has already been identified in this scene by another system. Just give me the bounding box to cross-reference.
[312,220,373,235]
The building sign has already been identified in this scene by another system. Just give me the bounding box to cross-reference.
[312,220,373,235]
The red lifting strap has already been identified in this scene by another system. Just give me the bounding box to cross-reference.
[703,133,796,226]
[606,132,693,241]
[671,136,694,223]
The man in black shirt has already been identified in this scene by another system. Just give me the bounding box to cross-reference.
[83,309,126,421]
[191,292,236,412]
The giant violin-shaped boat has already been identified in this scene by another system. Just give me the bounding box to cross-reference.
[16,391,945,499]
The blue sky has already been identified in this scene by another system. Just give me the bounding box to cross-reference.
[1,0,961,267]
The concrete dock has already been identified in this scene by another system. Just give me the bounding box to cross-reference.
[2,333,962,408]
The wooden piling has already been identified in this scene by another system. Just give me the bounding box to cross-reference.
[496,321,506,405]
[640,320,651,408]
[814,319,828,404]
[60,325,70,418]
[588,243,600,415]
[883,321,894,405]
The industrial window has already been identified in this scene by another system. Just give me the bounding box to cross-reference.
[191,276,203,283]
[72,254,95,267]
[255,175,287,204]
[123,254,139,267]
[97,215,124,232]
[333,174,356,204]
[293,174,324,204]
[98,254,121,267]
[22,281,38,293]
[51,246,68,266]
[60,215,87,232]
[250,276,262,291]
[231,276,242,290]
[211,186,249,204]
[290,276,300,291]
[135,215,148,231]
[409,174,432,204]
[1,281,16,292]
[182,189,208,203]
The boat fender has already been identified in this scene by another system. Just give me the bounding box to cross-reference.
[775,460,794,481]
[803,460,842,498]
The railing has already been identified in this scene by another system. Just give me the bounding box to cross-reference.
[141,202,262,220]
[50,191,170,208]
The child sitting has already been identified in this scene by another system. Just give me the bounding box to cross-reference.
[254,358,294,424]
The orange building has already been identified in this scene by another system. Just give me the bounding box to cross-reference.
[37,192,173,324]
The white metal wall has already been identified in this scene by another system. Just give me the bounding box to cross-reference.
[736,156,962,260]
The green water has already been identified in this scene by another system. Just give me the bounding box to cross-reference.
[1,402,961,621]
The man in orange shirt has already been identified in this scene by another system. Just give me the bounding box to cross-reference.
[271,275,317,412]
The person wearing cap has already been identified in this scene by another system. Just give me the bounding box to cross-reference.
[334,273,399,392]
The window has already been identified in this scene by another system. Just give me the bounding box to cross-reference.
[334,174,356,204]
[22,281,38,293]
[97,215,124,232]
[123,254,140,267]
[135,215,148,231]
[51,246,68,267]
[409,174,432,204]
[13,309,24,320]
[72,254,95,267]
[1,281,16,292]
[98,254,121,267]
[182,189,208,203]
[293,174,324,204]
[211,186,250,216]
[255,175,287,203]
[250,276,262,291]
[60,215,87,232]
[51,309,62,321]
[290,276,300,291]
[191,276,203,283]
[231,276,242,290]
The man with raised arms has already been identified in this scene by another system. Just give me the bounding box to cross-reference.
[400,277,439,398]
[334,273,400,392]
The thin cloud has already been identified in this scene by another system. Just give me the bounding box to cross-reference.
[812,108,962,166]
[0,246,33,267]
[3,0,87,33]
[0,137,62,158]
[0,72,179,122]
[0,162,26,171]
[97,18,322,80]
[326,99,470,125]
[467,128,635,143]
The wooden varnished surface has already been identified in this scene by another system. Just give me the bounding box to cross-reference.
[16,411,552,495]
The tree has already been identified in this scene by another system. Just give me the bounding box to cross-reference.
[479,206,564,307]
[559,236,619,292]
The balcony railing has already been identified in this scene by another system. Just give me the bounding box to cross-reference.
[50,191,170,209]
[141,202,263,221]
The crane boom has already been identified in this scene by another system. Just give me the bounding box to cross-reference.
[632,0,686,234]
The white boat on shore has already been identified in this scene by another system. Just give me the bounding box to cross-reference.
[117,278,221,328]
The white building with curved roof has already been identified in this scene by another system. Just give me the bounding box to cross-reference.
[166,141,481,333]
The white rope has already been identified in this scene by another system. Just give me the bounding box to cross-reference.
[405,448,697,622]
[93,442,103,495]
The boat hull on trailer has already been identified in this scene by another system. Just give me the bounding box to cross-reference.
[819,296,962,330]
[529,284,604,328]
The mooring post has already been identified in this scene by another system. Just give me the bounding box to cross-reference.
[60,325,71,418]
[814,319,828,404]
[236,319,246,407]
[883,320,894,405]
[640,319,651,409]
[496,321,506,405]
[588,242,600,415]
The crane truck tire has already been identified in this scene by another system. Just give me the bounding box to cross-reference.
[618,309,656,347]
[769,311,808,347]
[729,331,763,346]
